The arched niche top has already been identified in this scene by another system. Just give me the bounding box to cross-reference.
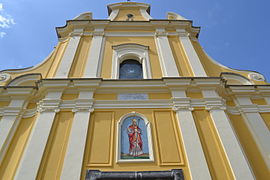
[112,43,149,51]
[119,54,142,64]
[7,73,42,86]
[221,72,253,85]
[112,44,152,79]
[118,111,150,125]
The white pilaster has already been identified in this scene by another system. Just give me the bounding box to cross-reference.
[55,29,83,78]
[177,29,207,77]
[0,99,27,164]
[83,28,105,78]
[61,91,94,179]
[235,96,270,169]
[155,29,179,77]
[15,91,62,180]
[172,90,211,180]
[202,90,254,179]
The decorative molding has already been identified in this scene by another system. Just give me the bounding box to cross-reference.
[86,169,184,180]
[172,97,193,111]
[22,108,37,118]
[140,8,152,21]
[0,73,11,82]
[37,99,61,113]
[248,72,265,81]
[73,12,92,20]
[92,29,105,36]
[72,98,94,112]
[155,29,167,37]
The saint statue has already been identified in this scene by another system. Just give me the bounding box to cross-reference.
[127,118,143,156]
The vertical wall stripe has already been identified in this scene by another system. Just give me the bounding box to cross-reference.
[55,35,82,78]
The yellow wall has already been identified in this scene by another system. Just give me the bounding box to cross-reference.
[0,116,37,179]
[94,94,117,100]
[186,91,203,99]
[251,98,267,105]
[0,101,9,107]
[81,109,191,180]
[260,113,270,130]
[101,36,162,79]
[148,93,171,99]
[228,114,269,179]
[193,110,234,180]
[114,8,147,21]
[37,111,74,180]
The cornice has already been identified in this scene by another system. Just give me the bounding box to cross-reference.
[56,19,199,39]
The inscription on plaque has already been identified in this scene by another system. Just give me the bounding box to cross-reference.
[118,93,148,100]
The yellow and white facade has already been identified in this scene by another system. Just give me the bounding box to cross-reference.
[0,2,269,179]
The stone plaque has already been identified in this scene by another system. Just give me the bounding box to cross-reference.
[118,93,148,100]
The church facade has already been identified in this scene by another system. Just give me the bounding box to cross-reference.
[0,2,269,180]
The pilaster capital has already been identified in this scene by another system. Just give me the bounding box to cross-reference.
[172,97,193,111]
[3,107,25,116]
[206,105,226,111]
[237,104,259,113]
[176,29,190,37]
[155,28,167,37]
[173,105,194,112]
[92,28,105,36]
[37,99,62,113]
[72,107,94,113]
[205,97,226,111]
[72,98,94,113]
[70,28,84,37]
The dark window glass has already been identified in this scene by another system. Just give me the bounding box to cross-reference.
[119,59,143,79]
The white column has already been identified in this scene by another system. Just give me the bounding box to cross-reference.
[0,99,27,163]
[202,90,254,179]
[15,91,62,180]
[172,90,211,180]
[235,96,270,169]
[177,29,207,77]
[61,91,94,179]
[155,28,179,77]
[83,28,105,78]
[55,29,83,78]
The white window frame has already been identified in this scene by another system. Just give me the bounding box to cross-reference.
[112,43,152,79]
[116,111,154,163]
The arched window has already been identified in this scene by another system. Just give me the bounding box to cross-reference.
[117,112,154,162]
[112,44,152,79]
[119,59,143,79]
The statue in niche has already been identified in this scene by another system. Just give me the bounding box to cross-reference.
[120,116,149,160]
[127,118,143,156]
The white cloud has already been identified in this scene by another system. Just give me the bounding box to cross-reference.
[0,31,6,38]
[0,3,15,38]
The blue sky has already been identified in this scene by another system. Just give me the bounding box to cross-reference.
[0,0,270,81]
